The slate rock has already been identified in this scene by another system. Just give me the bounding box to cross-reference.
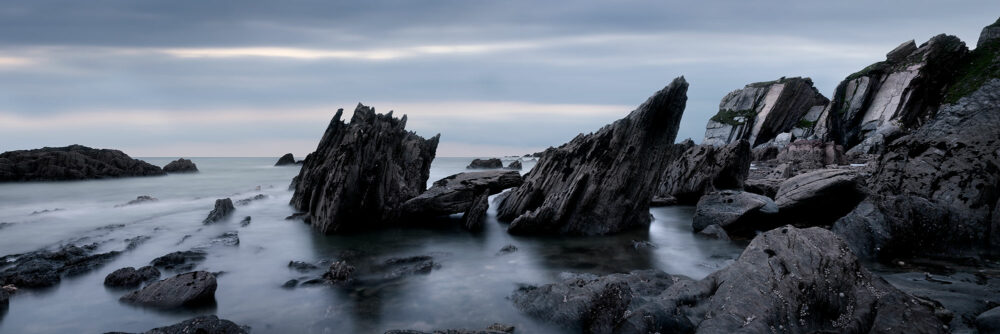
[656,140,751,204]
[401,170,522,218]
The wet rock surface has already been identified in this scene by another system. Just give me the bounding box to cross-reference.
[104,266,160,287]
[202,198,235,224]
[496,77,688,235]
[461,191,490,231]
[655,140,751,204]
[774,168,866,226]
[289,104,440,233]
[107,315,249,334]
[162,158,198,173]
[120,271,217,308]
[692,190,778,237]
[402,171,522,219]
[150,250,207,272]
[0,145,165,182]
[0,244,121,288]
[467,158,503,169]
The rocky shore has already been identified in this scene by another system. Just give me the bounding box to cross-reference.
[0,145,164,182]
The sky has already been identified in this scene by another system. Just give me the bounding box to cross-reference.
[0,1,997,157]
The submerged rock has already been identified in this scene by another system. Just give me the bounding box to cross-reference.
[209,231,240,246]
[202,198,235,224]
[656,140,751,204]
[0,145,164,182]
[497,77,689,235]
[109,315,249,334]
[467,158,503,169]
[120,271,217,308]
[401,170,522,219]
[150,250,207,271]
[275,153,297,166]
[162,158,198,173]
[234,194,266,206]
[289,104,440,234]
[104,266,160,287]
[0,244,120,288]
[692,190,778,237]
[702,77,829,147]
[774,168,866,226]
[115,195,158,207]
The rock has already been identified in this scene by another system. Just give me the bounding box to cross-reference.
[467,158,503,169]
[275,153,297,166]
[0,145,165,182]
[649,195,677,207]
[978,307,1000,334]
[496,244,518,256]
[979,17,1000,48]
[631,240,656,250]
[826,34,968,152]
[692,190,778,237]
[209,231,239,246]
[202,198,235,224]
[120,271,217,308]
[0,244,120,288]
[506,160,522,170]
[111,315,249,334]
[234,194,266,206]
[512,227,949,333]
[703,77,829,147]
[485,323,515,333]
[381,256,439,280]
[162,158,198,173]
[830,199,891,260]
[281,279,298,289]
[774,169,866,226]
[774,139,847,171]
[886,40,918,62]
[150,250,207,271]
[0,289,8,309]
[497,77,689,235]
[742,178,781,198]
[696,224,730,240]
[385,328,510,334]
[288,261,318,272]
[115,195,158,207]
[289,104,440,234]
[239,216,251,227]
[401,170,522,219]
[865,79,1000,257]
[324,261,355,283]
[104,266,160,287]
[655,140,751,204]
[461,191,490,231]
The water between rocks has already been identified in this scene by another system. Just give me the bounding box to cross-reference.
[0,157,744,333]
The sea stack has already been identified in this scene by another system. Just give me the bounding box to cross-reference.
[496,77,688,235]
[290,104,440,234]
[163,158,198,173]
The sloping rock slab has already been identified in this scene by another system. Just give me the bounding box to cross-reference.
[496,77,688,235]
[692,190,778,237]
[289,104,440,233]
[774,168,866,226]
[120,271,217,308]
[656,140,751,204]
[401,170,521,218]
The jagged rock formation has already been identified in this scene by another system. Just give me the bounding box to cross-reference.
[0,145,164,182]
[162,158,198,173]
[825,35,968,154]
[274,153,297,166]
[692,190,778,237]
[108,315,249,334]
[290,104,440,234]
[400,170,522,219]
[703,77,828,147]
[467,158,503,169]
[979,18,1000,48]
[0,244,120,288]
[120,271,217,308]
[202,198,235,224]
[496,77,688,235]
[461,192,490,231]
[512,227,946,333]
[655,140,750,204]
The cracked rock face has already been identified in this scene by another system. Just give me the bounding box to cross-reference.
[495,77,688,235]
[289,104,440,234]
[655,140,751,204]
[703,77,828,148]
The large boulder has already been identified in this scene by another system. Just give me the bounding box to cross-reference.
[202,198,235,224]
[496,77,688,235]
[110,315,249,334]
[655,140,751,204]
[289,104,440,234]
[692,190,778,237]
[274,153,297,166]
[825,34,968,152]
[162,158,198,173]
[703,77,828,147]
[400,170,522,218]
[512,227,947,333]
[774,169,866,226]
[120,271,217,308]
[0,145,164,182]
[467,158,503,169]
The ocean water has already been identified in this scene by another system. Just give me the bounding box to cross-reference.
[0,157,743,334]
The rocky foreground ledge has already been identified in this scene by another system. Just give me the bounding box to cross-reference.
[0,145,164,182]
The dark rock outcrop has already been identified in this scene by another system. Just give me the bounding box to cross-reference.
[104,266,160,287]
[496,77,689,235]
[461,191,490,231]
[980,18,1000,48]
[467,158,503,169]
[774,169,866,226]
[108,315,249,334]
[150,250,207,271]
[0,289,8,309]
[401,170,522,219]
[120,271,217,308]
[774,139,846,171]
[512,227,947,333]
[703,77,829,147]
[289,104,440,234]
[655,140,751,204]
[115,195,158,207]
[696,224,730,240]
[162,158,198,173]
[0,145,164,182]
[234,194,266,206]
[743,178,781,199]
[202,198,235,224]
[692,190,778,237]
[506,160,522,170]
[0,244,120,288]
[978,307,1000,334]
[275,153,297,166]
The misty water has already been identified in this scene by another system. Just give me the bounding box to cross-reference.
[0,157,743,334]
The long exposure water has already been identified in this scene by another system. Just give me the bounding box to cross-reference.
[0,157,744,333]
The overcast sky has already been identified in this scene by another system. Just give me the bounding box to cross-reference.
[0,1,996,157]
